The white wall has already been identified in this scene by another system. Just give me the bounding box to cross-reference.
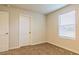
[46,5,79,54]
[0,5,46,49]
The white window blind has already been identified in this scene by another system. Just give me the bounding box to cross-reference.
[58,11,75,39]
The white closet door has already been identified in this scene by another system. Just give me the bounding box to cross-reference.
[0,11,9,52]
[19,14,31,47]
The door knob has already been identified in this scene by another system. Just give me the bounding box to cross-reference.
[5,33,8,34]
[29,32,31,34]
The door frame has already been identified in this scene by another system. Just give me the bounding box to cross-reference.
[19,14,32,47]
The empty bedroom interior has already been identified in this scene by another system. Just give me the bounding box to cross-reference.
[0,4,79,55]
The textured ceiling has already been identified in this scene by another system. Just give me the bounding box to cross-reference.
[12,4,68,14]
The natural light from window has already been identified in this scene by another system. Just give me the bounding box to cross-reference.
[58,10,75,39]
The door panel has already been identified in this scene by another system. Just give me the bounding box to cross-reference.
[0,11,9,52]
[19,15,31,47]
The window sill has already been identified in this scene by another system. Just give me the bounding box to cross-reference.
[59,36,75,40]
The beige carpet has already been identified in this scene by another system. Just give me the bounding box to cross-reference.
[0,43,78,55]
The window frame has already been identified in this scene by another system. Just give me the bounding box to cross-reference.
[58,10,76,40]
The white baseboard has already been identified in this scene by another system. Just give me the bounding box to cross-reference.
[48,41,79,54]
[9,41,79,54]
[9,46,20,50]
[31,41,46,45]
[9,41,46,50]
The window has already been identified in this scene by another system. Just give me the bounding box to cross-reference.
[58,11,75,39]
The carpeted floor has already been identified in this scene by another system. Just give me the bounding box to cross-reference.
[0,43,78,55]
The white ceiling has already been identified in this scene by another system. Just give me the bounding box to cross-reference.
[12,4,68,14]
